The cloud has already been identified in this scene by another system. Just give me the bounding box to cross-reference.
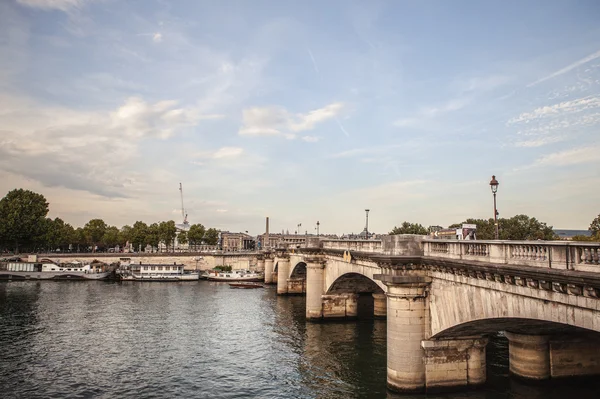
[527,49,600,87]
[238,102,344,138]
[301,136,320,143]
[153,32,163,43]
[514,136,566,148]
[16,0,82,12]
[394,97,469,128]
[508,97,600,124]
[0,94,222,197]
[213,147,244,159]
[533,146,600,167]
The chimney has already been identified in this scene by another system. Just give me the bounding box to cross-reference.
[265,217,270,249]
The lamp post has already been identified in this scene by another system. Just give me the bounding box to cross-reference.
[297,223,302,235]
[365,209,370,239]
[489,175,499,240]
[316,221,320,236]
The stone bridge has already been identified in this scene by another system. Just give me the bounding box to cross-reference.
[265,236,600,394]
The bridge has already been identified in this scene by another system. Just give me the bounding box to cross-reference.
[261,235,600,393]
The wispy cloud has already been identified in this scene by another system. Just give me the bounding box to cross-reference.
[153,32,163,43]
[301,136,320,143]
[238,102,344,138]
[514,136,566,148]
[213,147,244,159]
[394,97,469,128]
[508,96,600,124]
[307,48,319,75]
[527,49,600,87]
[534,146,600,167]
[16,0,83,12]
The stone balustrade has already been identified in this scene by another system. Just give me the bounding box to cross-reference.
[321,239,383,253]
[423,239,600,272]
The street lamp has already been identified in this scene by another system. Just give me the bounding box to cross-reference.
[316,221,320,236]
[365,209,370,239]
[489,175,499,240]
[297,223,302,235]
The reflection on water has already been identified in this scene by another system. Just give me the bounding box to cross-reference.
[1,281,600,398]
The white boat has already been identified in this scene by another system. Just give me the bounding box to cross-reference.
[0,258,111,280]
[118,261,199,281]
[205,269,264,282]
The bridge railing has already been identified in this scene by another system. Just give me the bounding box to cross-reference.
[321,239,383,253]
[423,239,600,272]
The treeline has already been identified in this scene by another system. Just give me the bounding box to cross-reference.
[0,188,220,254]
[390,214,600,241]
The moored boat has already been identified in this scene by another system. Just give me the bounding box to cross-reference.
[229,282,264,289]
[205,269,263,282]
[117,260,199,281]
[0,256,111,280]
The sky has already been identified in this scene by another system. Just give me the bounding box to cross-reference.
[0,0,599,235]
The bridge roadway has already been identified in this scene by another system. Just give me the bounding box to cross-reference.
[263,235,600,394]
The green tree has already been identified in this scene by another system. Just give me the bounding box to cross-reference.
[147,223,161,251]
[119,225,133,248]
[83,219,107,252]
[589,214,600,237]
[389,222,428,235]
[0,189,49,253]
[130,221,149,252]
[102,226,120,249]
[204,228,219,245]
[159,220,177,251]
[188,223,206,250]
[74,227,88,252]
[44,217,75,252]
[450,215,556,240]
[178,230,188,249]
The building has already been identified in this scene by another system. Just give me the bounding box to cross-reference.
[256,233,312,249]
[219,232,255,252]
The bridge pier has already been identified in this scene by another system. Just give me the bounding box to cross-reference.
[276,256,290,295]
[505,332,600,380]
[306,258,325,320]
[264,258,274,284]
[421,337,488,392]
[372,293,386,318]
[321,294,358,319]
[287,278,306,294]
[256,258,265,273]
[379,276,431,393]
[505,332,551,380]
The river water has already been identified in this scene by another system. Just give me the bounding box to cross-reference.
[1,281,599,399]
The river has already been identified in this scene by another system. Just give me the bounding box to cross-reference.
[1,281,599,398]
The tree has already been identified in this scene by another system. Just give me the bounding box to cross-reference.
[204,228,219,245]
[188,223,206,250]
[147,223,161,252]
[102,226,120,249]
[158,220,177,251]
[590,214,600,237]
[119,225,133,248]
[389,222,428,235]
[178,230,188,248]
[130,221,149,252]
[450,215,556,240]
[43,217,75,252]
[74,227,88,252]
[83,219,107,252]
[0,189,49,253]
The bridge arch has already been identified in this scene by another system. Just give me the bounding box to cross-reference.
[431,317,600,339]
[326,272,384,295]
[324,272,385,319]
[290,261,306,278]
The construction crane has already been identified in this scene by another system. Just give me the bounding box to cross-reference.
[179,183,189,226]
